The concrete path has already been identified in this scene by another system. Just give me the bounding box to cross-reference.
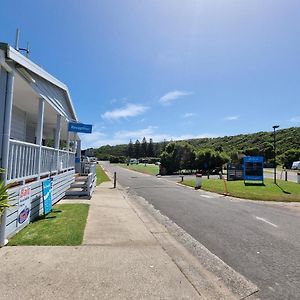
[0,181,257,299]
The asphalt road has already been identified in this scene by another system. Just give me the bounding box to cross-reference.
[105,164,300,300]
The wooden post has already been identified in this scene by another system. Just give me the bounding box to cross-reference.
[114,172,116,188]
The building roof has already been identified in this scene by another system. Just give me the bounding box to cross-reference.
[0,43,78,122]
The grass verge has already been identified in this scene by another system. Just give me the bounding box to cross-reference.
[119,163,159,176]
[96,164,110,185]
[181,178,300,202]
[8,204,89,246]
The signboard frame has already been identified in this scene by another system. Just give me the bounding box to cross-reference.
[243,156,264,183]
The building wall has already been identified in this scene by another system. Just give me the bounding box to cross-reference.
[5,169,75,239]
[11,105,26,141]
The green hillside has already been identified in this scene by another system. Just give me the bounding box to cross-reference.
[90,127,300,167]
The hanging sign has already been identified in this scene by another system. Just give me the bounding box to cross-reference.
[42,178,53,215]
[68,122,92,134]
[17,186,31,227]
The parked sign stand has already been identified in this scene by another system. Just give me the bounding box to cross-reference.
[17,186,31,227]
[42,178,52,215]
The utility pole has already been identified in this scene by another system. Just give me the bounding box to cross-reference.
[272,125,279,184]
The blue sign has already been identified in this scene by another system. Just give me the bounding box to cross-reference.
[68,122,92,134]
[243,156,264,181]
[43,179,52,215]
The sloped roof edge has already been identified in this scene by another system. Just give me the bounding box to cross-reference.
[0,43,78,121]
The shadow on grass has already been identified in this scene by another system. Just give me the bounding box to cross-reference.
[31,209,62,223]
[275,183,291,194]
[244,182,265,187]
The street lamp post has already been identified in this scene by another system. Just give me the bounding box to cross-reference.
[272,125,280,184]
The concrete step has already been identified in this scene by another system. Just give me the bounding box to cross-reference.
[75,176,88,182]
[71,183,86,188]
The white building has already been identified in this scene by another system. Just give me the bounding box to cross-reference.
[0,43,81,245]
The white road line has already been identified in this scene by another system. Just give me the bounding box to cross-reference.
[255,216,278,228]
[201,195,213,198]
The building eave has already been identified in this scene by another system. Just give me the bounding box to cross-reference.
[0,43,78,121]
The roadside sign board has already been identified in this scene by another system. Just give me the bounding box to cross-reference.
[17,186,31,227]
[227,163,244,181]
[68,122,92,134]
[42,178,52,215]
[243,156,264,182]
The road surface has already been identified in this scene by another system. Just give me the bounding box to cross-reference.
[105,164,300,299]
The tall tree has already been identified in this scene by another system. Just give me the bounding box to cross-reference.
[147,138,154,157]
[134,139,141,159]
[141,137,147,157]
[127,139,133,158]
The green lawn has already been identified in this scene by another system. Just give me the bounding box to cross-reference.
[96,164,110,185]
[181,178,300,202]
[120,163,159,176]
[8,204,89,246]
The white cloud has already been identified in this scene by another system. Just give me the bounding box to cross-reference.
[101,103,148,121]
[224,115,239,121]
[290,116,300,123]
[80,125,219,149]
[183,112,197,118]
[81,131,128,149]
[114,126,157,139]
[160,90,193,104]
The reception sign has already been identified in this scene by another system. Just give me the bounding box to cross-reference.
[68,122,92,134]
[17,186,31,227]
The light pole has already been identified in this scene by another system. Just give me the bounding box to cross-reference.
[272,125,279,184]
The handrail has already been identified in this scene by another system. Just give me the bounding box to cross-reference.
[9,139,39,148]
[8,139,76,182]
[10,139,75,153]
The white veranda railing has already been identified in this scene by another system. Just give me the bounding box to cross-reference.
[7,139,76,182]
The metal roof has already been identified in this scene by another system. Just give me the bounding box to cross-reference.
[0,43,78,122]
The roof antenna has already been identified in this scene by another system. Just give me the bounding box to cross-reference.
[15,28,20,51]
[14,28,30,58]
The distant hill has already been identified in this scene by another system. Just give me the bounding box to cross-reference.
[91,127,300,163]
[186,127,300,154]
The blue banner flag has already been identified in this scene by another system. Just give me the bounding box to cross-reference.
[43,179,52,215]
[68,122,92,134]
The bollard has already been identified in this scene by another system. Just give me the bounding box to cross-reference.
[297,172,300,184]
[285,170,288,181]
[181,175,184,182]
[195,173,202,189]
[113,172,116,188]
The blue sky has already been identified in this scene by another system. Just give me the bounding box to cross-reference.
[1,0,300,148]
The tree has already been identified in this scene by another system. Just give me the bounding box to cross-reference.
[147,138,154,157]
[279,149,300,168]
[127,139,133,158]
[134,140,141,159]
[243,147,260,157]
[194,149,229,172]
[160,141,196,174]
[141,137,147,158]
